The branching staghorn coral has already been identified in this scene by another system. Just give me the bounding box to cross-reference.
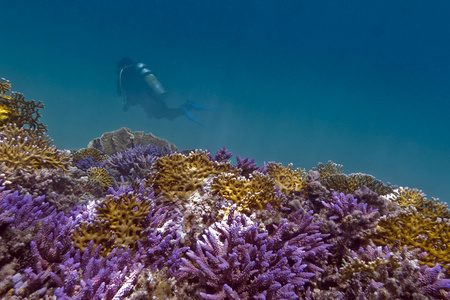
[177,206,331,299]
[0,78,46,134]
[0,124,71,170]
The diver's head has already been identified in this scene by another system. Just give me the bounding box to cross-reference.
[116,57,135,74]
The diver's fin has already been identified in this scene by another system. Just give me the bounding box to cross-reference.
[184,100,209,111]
[182,104,206,127]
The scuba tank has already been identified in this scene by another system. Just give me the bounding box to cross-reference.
[135,63,166,98]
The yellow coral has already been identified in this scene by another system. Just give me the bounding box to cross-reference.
[320,173,393,195]
[0,124,71,170]
[369,208,450,269]
[72,148,107,164]
[211,172,282,213]
[146,150,236,201]
[87,167,113,190]
[266,162,306,194]
[0,78,11,94]
[0,78,46,134]
[313,160,343,180]
[72,221,113,252]
[72,192,152,254]
[388,187,450,220]
[0,104,11,123]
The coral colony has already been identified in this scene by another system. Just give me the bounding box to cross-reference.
[1,77,450,300]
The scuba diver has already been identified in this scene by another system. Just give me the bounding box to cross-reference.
[116,57,206,126]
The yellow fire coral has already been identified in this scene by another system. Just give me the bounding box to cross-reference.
[72,192,152,254]
[0,124,71,170]
[0,104,11,123]
[0,78,46,134]
[387,187,450,220]
[73,148,107,164]
[266,162,306,194]
[320,173,394,195]
[369,208,450,270]
[87,167,113,190]
[211,172,282,213]
[313,160,343,180]
[146,150,236,201]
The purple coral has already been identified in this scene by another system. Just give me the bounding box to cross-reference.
[320,192,379,251]
[209,146,233,163]
[176,206,331,299]
[74,156,108,172]
[235,155,260,178]
[108,144,173,177]
[0,186,55,230]
[419,264,450,297]
[52,241,145,300]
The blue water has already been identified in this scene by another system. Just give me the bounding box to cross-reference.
[1,1,449,202]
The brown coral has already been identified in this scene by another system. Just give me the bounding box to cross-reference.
[0,124,71,170]
[321,173,394,196]
[73,148,107,164]
[369,208,450,270]
[0,78,46,134]
[146,150,235,201]
[211,172,283,213]
[313,161,343,180]
[87,167,113,190]
[266,162,306,195]
[72,192,152,254]
[388,187,450,220]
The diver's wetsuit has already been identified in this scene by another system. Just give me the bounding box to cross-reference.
[117,58,184,120]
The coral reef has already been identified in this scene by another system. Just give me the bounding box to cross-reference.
[72,148,108,171]
[87,167,114,191]
[146,150,236,201]
[321,172,394,195]
[211,172,284,213]
[266,162,306,195]
[72,185,152,254]
[0,78,46,134]
[177,206,331,299]
[387,187,450,220]
[1,91,450,300]
[0,124,71,171]
[369,208,450,270]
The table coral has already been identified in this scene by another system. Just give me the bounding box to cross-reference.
[0,124,71,170]
[146,150,236,201]
[0,78,46,134]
